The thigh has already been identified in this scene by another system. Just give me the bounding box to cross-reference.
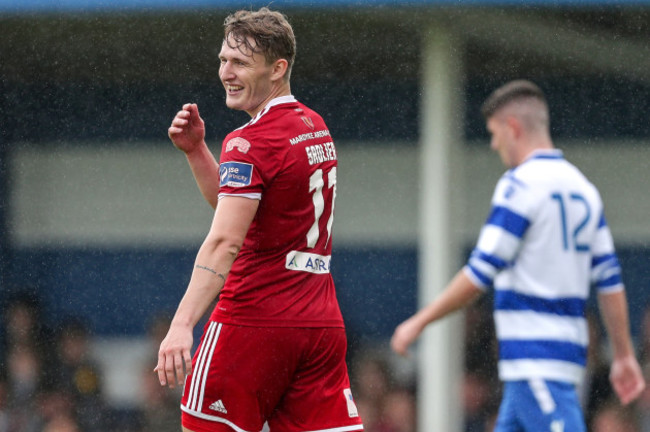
[268,328,364,432]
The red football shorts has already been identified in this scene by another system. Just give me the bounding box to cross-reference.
[181,321,364,432]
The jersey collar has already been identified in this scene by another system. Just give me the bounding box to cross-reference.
[245,95,297,127]
[524,148,564,162]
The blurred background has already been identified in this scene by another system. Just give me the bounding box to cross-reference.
[1,0,649,431]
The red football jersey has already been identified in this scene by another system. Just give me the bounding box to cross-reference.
[211,96,344,328]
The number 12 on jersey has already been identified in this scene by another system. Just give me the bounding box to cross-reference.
[551,191,591,252]
[307,167,337,249]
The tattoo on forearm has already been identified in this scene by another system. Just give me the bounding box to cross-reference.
[195,265,227,283]
[195,264,217,274]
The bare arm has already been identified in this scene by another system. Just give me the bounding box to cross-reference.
[168,103,221,208]
[598,290,646,405]
[156,196,259,388]
[391,269,483,356]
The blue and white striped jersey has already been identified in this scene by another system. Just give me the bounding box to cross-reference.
[464,149,623,384]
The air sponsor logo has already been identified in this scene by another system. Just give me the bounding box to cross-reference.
[285,251,331,274]
[219,162,253,188]
[225,137,251,154]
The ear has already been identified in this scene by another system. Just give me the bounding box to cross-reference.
[271,58,289,81]
[505,116,522,139]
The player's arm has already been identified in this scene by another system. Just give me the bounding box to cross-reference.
[391,270,483,357]
[156,196,259,388]
[168,103,221,208]
[598,290,646,405]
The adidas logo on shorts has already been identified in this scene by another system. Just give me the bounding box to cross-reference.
[209,399,228,414]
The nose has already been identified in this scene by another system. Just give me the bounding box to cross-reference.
[219,61,234,81]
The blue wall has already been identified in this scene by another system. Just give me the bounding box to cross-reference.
[4,245,649,342]
[4,246,418,341]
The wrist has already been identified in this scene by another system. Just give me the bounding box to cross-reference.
[170,315,195,330]
[183,140,209,157]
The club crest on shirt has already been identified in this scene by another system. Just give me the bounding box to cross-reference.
[225,137,251,154]
[301,116,315,130]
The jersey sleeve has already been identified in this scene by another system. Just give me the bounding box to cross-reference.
[218,132,280,201]
[590,212,624,293]
[464,171,536,289]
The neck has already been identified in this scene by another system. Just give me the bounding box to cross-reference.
[246,82,292,118]
[518,136,554,164]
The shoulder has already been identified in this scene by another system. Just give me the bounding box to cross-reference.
[491,165,546,214]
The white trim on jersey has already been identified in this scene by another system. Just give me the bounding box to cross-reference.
[235,95,298,131]
[218,192,262,201]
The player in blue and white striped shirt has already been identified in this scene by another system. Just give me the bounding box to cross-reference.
[391,80,645,431]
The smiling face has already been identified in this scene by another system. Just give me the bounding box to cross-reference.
[218,33,288,118]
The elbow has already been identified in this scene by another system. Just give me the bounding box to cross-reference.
[204,234,243,260]
[223,241,242,260]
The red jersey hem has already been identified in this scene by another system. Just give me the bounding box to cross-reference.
[211,313,345,328]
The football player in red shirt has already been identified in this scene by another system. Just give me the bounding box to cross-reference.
[156,8,363,432]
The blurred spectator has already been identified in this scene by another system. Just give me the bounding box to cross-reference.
[138,362,181,432]
[4,342,43,431]
[380,388,416,432]
[6,342,42,406]
[463,298,497,376]
[51,317,108,432]
[352,351,393,406]
[590,398,640,432]
[41,414,81,432]
[639,302,650,365]
[0,376,10,432]
[462,370,498,432]
[1,291,53,359]
[462,300,499,432]
[138,312,181,432]
[580,310,614,425]
[637,364,650,431]
[350,350,393,432]
[350,348,417,432]
[354,397,380,432]
[36,387,82,432]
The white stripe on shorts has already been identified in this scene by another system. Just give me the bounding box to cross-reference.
[186,322,222,412]
[528,378,556,414]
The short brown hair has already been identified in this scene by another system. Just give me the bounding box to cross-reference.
[223,8,296,80]
[481,80,547,120]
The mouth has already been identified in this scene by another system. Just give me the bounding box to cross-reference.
[226,84,243,94]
